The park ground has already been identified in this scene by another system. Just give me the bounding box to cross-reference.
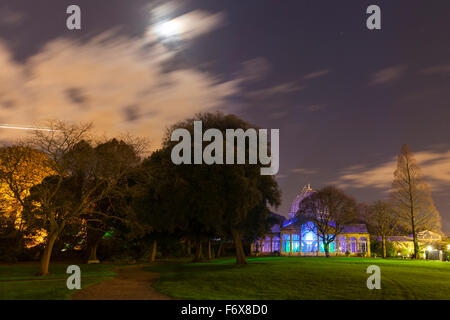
[0,262,121,299]
[1,257,449,300]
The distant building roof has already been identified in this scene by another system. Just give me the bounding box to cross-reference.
[373,230,442,242]
[379,236,413,242]
[271,224,280,233]
[342,224,368,234]
[418,230,442,241]
[282,218,298,228]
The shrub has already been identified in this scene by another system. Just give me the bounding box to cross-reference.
[370,238,397,257]
[399,248,410,257]
[0,230,25,262]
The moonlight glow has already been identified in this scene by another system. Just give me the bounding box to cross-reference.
[153,19,184,38]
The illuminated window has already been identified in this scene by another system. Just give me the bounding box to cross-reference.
[302,240,318,253]
[272,236,280,252]
[252,241,260,253]
[318,236,335,253]
[262,237,272,252]
[302,223,316,241]
[325,241,335,253]
[359,237,367,253]
[339,237,347,253]
[349,237,357,253]
[292,234,300,252]
[282,234,291,252]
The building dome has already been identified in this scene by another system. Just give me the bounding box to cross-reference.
[288,184,315,219]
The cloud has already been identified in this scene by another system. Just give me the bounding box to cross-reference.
[0,7,25,26]
[0,30,238,148]
[334,149,450,193]
[264,82,303,95]
[369,65,407,85]
[150,9,225,41]
[419,64,450,76]
[303,69,330,80]
[240,57,271,82]
[245,82,303,99]
[291,168,317,175]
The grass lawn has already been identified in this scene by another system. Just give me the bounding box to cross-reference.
[0,262,121,300]
[147,257,450,300]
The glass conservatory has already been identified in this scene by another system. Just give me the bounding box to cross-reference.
[251,184,371,257]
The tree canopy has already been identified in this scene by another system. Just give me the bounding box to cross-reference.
[136,112,281,264]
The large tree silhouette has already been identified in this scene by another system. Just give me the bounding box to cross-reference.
[137,112,280,264]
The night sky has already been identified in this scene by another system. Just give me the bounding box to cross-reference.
[1,1,450,233]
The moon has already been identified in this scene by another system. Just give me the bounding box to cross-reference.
[153,19,184,38]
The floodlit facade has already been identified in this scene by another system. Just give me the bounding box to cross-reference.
[251,184,371,257]
[251,184,445,259]
[377,230,444,259]
[251,220,371,257]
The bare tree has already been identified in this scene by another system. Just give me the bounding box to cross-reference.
[391,144,442,259]
[296,186,356,257]
[364,201,398,258]
[29,121,93,177]
[23,121,139,275]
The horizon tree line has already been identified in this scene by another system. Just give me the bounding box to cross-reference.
[0,113,281,274]
[0,114,444,275]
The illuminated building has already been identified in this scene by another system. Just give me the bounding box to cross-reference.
[251,185,371,256]
[251,184,445,259]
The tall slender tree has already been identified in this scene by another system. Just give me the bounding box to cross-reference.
[391,144,442,259]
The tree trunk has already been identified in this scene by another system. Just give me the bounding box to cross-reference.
[87,230,102,261]
[187,240,192,256]
[150,240,157,263]
[88,242,99,261]
[216,242,223,258]
[324,240,330,258]
[39,233,58,276]
[411,217,419,259]
[207,240,212,260]
[382,236,386,258]
[231,230,247,265]
[406,157,419,259]
[193,241,203,262]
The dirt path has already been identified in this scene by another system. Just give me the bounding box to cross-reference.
[71,265,172,300]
